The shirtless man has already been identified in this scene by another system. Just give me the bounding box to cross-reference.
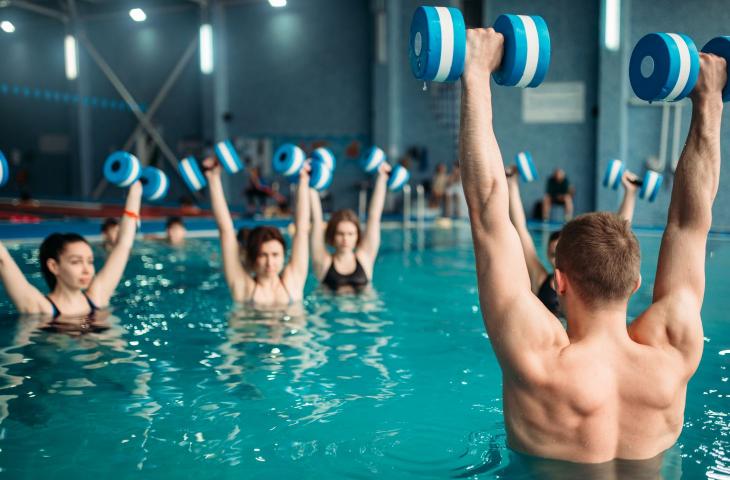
[460,27,724,463]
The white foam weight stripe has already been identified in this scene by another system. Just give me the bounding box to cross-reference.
[517,152,534,182]
[311,167,332,190]
[515,15,540,88]
[665,33,692,101]
[642,171,660,200]
[217,142,240,173]
[284,148,305,177]
[181,158,203,191]
[607,160,623,188]
[120,156,141,187]
[0,158,5,185]
[433,7,454,82]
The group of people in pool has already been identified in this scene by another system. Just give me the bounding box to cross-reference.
[0,151,394,320]
[0,27,725,468]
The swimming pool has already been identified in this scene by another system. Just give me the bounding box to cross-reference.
[0,225,727,478]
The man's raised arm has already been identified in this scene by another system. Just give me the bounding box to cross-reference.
[460,29,565,367]
[633,54,726,363]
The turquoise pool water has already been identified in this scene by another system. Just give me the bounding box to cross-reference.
[0,226,727,479]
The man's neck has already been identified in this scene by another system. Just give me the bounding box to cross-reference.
[564,298,630,342]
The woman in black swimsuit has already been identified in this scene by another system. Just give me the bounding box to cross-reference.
[0,181,142,321]
[309,161,391,293]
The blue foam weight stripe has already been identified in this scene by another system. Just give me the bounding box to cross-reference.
[515,151,538,183]
[178,156,207,192]
[639,170,663,202]
[702,36,730,102]
[387,165,410,192]
[629,33,699,102]
[104,151,141,187]
[602,159,625,190]
[409,6,465,82]
[273,143,306,177]
[361,147,386,173]
[214,140,243,174]
[0,150,8,187]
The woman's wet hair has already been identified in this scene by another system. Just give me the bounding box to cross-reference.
[39,233,91,290]
[244,226,286,270]
[325,209,361,247]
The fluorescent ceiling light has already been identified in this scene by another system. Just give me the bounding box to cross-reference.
[65,35,78,80]
[0,20,15,33]
[604,0,620,51]
[129,8,147,22]
[200,24,213,74]
[269,0,286,7]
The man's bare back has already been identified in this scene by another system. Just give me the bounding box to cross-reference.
[458,26,724,463]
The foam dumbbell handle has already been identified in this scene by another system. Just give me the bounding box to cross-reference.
[273,143,306,176]
[140,167,169,201]
[638,170,663,202]
[0,150,8,187]
[492,14,551,88]
[629,33,700,102]
[104,151,141,187]
[701,36,730,102]
[178,156,207,192]
[361,146,386,174]
[387,165,410,192]
[515,151,538,183]
[602,159,625,190]
[214,140,243,174]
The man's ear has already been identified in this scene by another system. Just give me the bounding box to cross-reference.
[554,268,567,296]
[632,274,642,294]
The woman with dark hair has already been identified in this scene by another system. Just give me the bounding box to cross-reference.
[203,157,310,306]
[309,162,390,293]
[0,182,142,319]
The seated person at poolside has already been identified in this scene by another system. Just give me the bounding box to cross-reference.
[244,165,287,216]
[204,156,310,306]
[308,161,391,293]
[460,28,723,463]
[542,168,575,221]
[0,182,141,322]
[145,216,187,247]
[506,166,640,317]
[100,217,119,252]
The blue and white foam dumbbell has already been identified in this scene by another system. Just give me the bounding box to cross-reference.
[273,143,306,177]
[629,33,700,102]
[140,167,169,202]
[515,151,538,183]
[361,146,387,174]
[602,159,662,202]
[638,170,663,202]
[602,159,625,190]
[310,159,334,191]
[701,36,730,102]
[387,165,411,192]
[214,140,243,174]
[177,156,207,192]
[0,150,9,187]
[361,146,411,192]
[104,151,142,187]
[409,7,550,88]
[272,143,335,191]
